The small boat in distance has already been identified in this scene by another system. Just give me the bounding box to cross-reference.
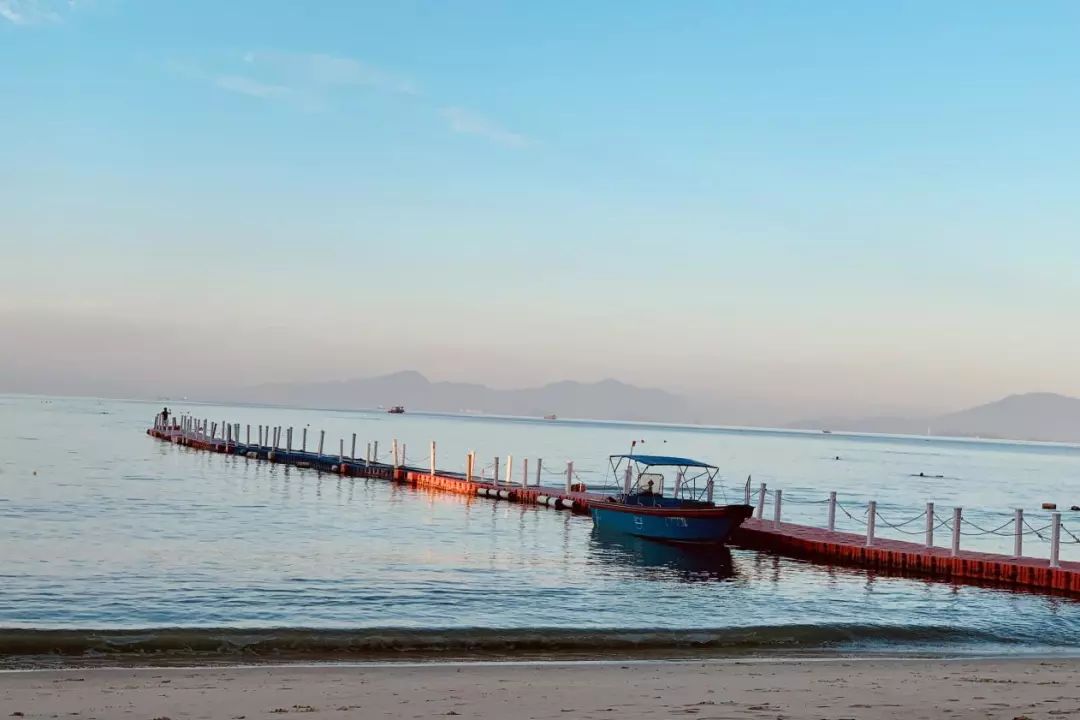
[387,406,405,414]
[543,413,557,420]
[589,453,753,543]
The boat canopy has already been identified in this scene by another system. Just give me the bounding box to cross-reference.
[607,453,722,504]
[608,454,717,469]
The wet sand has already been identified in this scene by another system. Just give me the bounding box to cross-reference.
[1,657,1077,719]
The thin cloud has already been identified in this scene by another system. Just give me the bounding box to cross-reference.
[440,107,529,148]
[243,51,419,96]
[0,0,74,25]
[171,51,534,148]
[214,75,293,101]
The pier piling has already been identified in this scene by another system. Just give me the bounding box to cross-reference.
[951,507,962,556]
[866,500,876,546]
[1051,513,1062,568]
[1015,508,1024,558]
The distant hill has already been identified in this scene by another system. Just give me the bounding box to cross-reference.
[226,375,1080,442]
[227,371,690,422]
[790,392,1080,443]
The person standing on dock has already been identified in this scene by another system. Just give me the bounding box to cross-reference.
[161,407,170,426]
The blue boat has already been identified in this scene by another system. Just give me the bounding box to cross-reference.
[589,453,752,543]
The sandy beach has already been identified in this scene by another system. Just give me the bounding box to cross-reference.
[1,657,1077,720]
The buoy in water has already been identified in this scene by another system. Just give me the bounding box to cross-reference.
[1042,502,1057,510]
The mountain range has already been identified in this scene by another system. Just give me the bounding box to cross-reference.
[223,372,1080,443]
[228,371,691,423]
[788,392,1080,443]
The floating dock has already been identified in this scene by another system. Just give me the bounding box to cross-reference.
[147,420,1079,598]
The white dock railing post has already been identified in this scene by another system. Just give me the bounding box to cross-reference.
[466,451,474,483]
[351,433,357,461]
[287,428,293,454]
[926,502,935,548]
[430,441,436,477]
[302,428,308,454]
[866,500,876,546]
[318,430,325,456]
[366,442,372,466]
[951,507,962,556]
[755,483,767,519]
[566,461,573,492]
[623,463,633,495]
[493,456,500,485]
[827,491,837,531]
[373,441,379,463]
[773,489,782,529]
[535,458,542,486]
[1014,508,1024,558]
[392,439,399,468]
[339,438,345,468]
[1050,512,1062,569]
[706,478,715,504]
[522,458,529,487]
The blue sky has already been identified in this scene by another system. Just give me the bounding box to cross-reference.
[2,1,1080,418]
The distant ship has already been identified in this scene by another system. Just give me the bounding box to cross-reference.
[387,406,405,414]
[544,414,557,420]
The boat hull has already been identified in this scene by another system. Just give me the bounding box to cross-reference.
[589,502,753,543]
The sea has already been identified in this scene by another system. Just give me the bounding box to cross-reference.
[0,394,1077,664]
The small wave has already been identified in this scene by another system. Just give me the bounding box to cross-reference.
[0,624,1013,666]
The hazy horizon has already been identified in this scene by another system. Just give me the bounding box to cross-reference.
[4,2,1080,422]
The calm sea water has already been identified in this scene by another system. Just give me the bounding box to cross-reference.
[0,394,1077,658]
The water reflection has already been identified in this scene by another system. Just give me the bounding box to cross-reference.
[589,527,735,583]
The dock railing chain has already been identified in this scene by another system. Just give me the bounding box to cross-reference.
[957,515,1021,537]
[835,500,869,526]
[1059,522,1080,545]
[1022,518,1056,542]
[873,508,928,535]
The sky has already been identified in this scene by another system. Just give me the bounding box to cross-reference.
[2,1,1080,421]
